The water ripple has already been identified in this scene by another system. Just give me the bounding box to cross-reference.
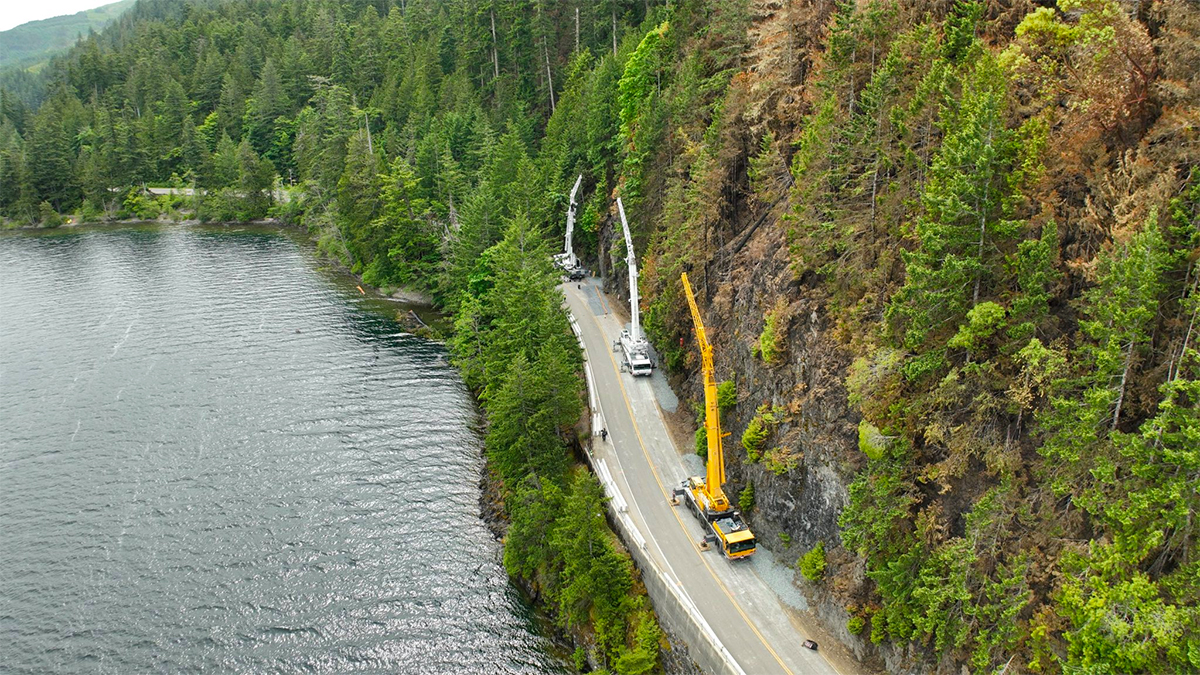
[0,225,567,675]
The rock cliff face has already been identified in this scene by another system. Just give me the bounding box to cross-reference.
[709,226,875,661]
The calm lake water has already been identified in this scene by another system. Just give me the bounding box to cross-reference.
[0,224,569,674]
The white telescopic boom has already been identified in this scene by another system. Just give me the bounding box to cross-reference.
[564,174,583,264]
[617,197,640,343]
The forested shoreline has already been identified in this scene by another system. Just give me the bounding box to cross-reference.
[2,0,1197,673]
[1,2,672,672]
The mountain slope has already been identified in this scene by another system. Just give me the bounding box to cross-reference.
[0,0,135,70]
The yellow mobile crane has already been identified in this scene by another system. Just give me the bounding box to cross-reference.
[674,272,756,560]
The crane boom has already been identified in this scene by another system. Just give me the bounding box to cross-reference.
[681,272,729,512]
[673,273,752,558]
[556,175,584,271]
[617,198,640,343]
[563,174,583,266]
[616,198,653,376]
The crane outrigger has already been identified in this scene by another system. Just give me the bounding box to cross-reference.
[674,272,756,559]
[555,174,584,275]
[616,197,653,376]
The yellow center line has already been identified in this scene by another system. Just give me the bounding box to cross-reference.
[575,288,798,675]
[591,283,610,315]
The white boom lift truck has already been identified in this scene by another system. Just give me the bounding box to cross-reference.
[555,174,584,277]
[615,197,654,377]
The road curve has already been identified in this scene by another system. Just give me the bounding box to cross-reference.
[563,278,853,675]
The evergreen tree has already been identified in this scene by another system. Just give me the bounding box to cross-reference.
[502,474,565,580]
[484,350,573,487]
[0,121,26,215]
[1040,214,1170,501]
[335,129,382,262]
[293,83,352,195]
[217,71,246,140]
[375,155,437,286]
[191,49,226,113]
[178,115,207,182]
[887,51,1021,379]
[209,132,240,188]
[552,471,616,627]
[26,100,79,211]
[235,139,274,220]
[478,215,574,401]
[155,78,190,176]
[244,58,292,160]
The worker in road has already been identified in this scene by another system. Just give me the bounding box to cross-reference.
[600,428,608,442]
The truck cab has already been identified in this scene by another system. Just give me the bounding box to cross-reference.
[628,354,653,376]
[619,328,654,377]
[679,477,757,560]
[711,515,756,559]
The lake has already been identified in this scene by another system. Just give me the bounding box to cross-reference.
[0,224,570,674]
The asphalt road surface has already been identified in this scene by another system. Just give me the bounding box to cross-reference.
[563,278,853,675]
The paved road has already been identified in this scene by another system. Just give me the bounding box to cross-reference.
[142,186,292,202]
[563,278,849,675]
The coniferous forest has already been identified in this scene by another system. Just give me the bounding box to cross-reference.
[1,0,1197,673]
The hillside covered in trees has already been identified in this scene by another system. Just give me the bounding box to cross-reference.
[0,0,136,70]
[1,0,1196,673]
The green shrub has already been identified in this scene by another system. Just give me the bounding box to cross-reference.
[741,415,770,461]
[857,419,887,460]
[664,348,685,372]
[739,481,755,512]
[271,194,305,226]
[799,541,826,581]
[764,446,801,475]
[613,610,661,675]
[79,200,104,223]
[123,192,159,220]
[779,533,791,547]
[848,615,866,635]
[361,257,391,288]
[717,379,737,412]
[156,193,183,219]
[870,611,888,644]
[694,425,707,459]
[947,301,1007,352]
[38,201,62,228]
[759,298,788,364]
[742,404,784,461]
